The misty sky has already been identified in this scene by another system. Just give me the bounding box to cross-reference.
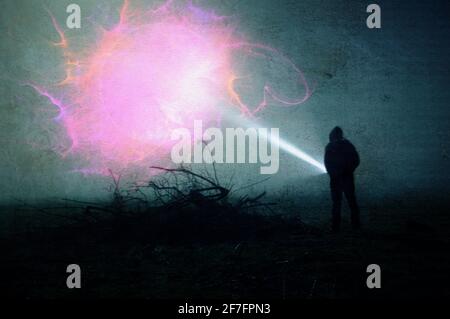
[1,0,449,206]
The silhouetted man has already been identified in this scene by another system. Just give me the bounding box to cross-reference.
[324,126,360,232]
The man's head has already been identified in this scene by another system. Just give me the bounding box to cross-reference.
[329,126,344,142]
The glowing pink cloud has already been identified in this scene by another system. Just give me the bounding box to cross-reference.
[30,0,311,175]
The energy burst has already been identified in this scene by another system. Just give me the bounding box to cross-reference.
[30,0,312,175]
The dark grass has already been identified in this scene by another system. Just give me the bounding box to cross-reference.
[1,168,450,299]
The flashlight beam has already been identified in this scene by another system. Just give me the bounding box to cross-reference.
[274,136,327,173]
[258,129,327,173]
[226,111,327,173]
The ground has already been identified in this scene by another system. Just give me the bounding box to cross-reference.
[1,200,449,299]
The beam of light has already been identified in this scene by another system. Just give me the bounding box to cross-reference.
[29,0,312,176]
[227,112,327,173]
[272,137,327,173]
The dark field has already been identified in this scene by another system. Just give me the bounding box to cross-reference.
[2,197,449,299]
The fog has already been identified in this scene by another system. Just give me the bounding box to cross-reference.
[1,0,449,206]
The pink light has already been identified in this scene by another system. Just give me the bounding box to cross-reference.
[31,0,312,175]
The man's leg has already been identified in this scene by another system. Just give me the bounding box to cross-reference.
[343,174,360,229]
[330,177,342,232]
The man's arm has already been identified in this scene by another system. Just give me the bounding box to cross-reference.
[324,145,331,174]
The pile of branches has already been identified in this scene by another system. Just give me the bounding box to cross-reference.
[133,165,273,213]
[27,165,284,243]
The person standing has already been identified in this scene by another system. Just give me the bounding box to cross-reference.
[324,126,360,232]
